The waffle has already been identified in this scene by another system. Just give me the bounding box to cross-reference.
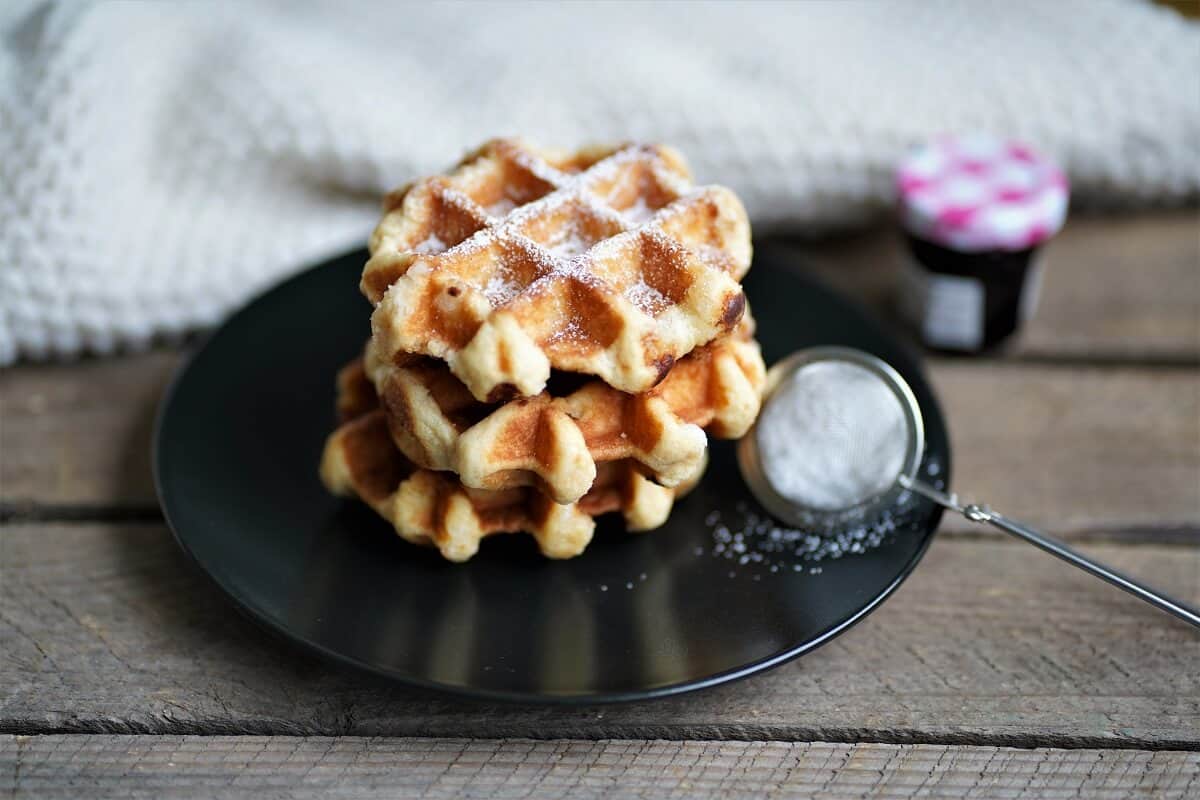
[363,138,753,402]
[320,370,704,562]
[362,311,764,504]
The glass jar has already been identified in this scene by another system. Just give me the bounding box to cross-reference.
[895,135,1068,352]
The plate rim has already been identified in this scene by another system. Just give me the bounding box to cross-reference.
[153,248,949,705]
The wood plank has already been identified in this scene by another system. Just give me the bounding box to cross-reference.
[3,523,1197,745]
[931,362,1200,536]
[0,352,178,509]
[779,210,1200,361]
[2,736,1196,800]
[3,354,1196,539]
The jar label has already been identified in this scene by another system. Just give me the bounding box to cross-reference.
[900,256,985,350]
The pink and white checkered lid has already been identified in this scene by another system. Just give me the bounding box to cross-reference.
[896,134,1069,252]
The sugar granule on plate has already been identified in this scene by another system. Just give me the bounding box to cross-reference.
[757,360,908,511]
[702,451,945,572]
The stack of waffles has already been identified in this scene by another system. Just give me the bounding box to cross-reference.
[320,139,766,561]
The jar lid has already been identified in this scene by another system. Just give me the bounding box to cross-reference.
[896,134,1069,252]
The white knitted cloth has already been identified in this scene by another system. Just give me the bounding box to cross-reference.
[2,0,1197,365]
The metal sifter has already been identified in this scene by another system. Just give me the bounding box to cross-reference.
[738,346,1200,629]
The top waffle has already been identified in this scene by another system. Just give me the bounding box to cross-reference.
[363,139,752,402]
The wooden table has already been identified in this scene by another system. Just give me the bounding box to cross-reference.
[2,212,1198,798]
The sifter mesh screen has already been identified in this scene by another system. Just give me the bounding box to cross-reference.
[757,360,910,512]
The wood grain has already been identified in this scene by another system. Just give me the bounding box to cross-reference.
[2,736,1196,799]
[3,522,1197,745]
[931,362,1200,535]
[3,354,1195,539]
[781,210,1200,362]
[0,352,178,510]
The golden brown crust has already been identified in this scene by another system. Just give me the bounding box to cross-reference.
[362,139,753,401]
[360,310,764,504]
[319,381,705,563]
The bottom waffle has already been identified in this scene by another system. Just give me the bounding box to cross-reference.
[319,363,705,562]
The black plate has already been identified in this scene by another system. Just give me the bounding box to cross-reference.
[155,246,950,703]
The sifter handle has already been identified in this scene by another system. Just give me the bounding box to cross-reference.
[900,476,1200,630]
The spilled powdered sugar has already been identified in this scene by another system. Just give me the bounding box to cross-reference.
[700,454,946,571]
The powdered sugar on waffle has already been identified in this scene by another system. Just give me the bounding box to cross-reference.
[435,185,488,220]
[414,233,445,254]
[485,198,517,219]
[621,197,656,224]
[483,271,520,306]
[386,145,708,313]
[503,141,575,188]
[543,227,592,259]
[378,143,735,310]
[546,318,584,344]
[625,280,668,315]
[414,145,682,286]
[693,244,737,274]
[366,140,752,398]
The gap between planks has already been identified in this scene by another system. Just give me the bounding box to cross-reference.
[2,721,1198,753]
[3,737,1197,800]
